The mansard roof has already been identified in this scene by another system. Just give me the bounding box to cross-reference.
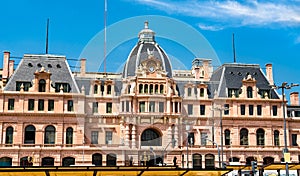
[210,63,279,98]
[4,54,80,93]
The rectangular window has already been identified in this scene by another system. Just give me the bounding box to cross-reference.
[272,105,277,116]
[224,104,229,115]
[257,105,262,116]
[106,102,112,113]
[240,104,245,115]
[28,99,34,111]
[55,83,70,93]
[200,105,205,115]
[188,104,193,115]
[149,101,155,112]
[67,100,74,112]
[48,100,54,111]
[201,133,207,146]
[174,102,179,113]
[292,134,298,146]
[159,102,164,113]
[121,101,124,112]
[188,133,195,146]
[8,99,14,110]
[139,101,145,112]
[106,131,113,144]
[91,131,98,144]
[249,105,254,116]
[126,101,130,112]
[93,102,98,113]
[38,99,44,111]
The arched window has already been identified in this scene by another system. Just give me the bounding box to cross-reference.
[139,84,143,94]
[92,153,103,166]
[274,130,280,146]
[160,85,164,94]
[141,129,161,146]
[193,154,202,169]
[44,125,55,144]
[106,153,116,166]
[42,157,54,166]
[94,85,98,94]
[24,125,36,144]
[107,85,112,95]
[187,87,192,96]
[62,157,75,166]
[240,128,248,145]
[257,128,265,146]
[66,127,73,145]
[155,85,159,94]
[39,79,46,92]
[205,154,215,169]
[225,129,230,145]
[200,88,204,97]
[247,86,253,98]
[5,127,13,144]
[144,84,148,93]
[0,157,12,166]
[263,157,274,165]
[149,84,154,94]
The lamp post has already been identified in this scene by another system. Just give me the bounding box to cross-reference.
[277,82,299,176]
[213,106,229,168]
[203,137,221,168]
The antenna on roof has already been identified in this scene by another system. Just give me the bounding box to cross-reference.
[232,33,236,63]
[45,18,49,54]
[103,0,107,74]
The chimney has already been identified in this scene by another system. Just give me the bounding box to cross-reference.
[265,63,274,85]
[290,92,299,106]
[80,58,86,76]
[202,59,211,80]
[8,60,14,78]
[2,51,10,85]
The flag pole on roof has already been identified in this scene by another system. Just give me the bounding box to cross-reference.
[45,18,49,54]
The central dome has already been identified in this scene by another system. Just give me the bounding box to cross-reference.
[122,21,172,78]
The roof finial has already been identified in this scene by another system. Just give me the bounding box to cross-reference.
[144,21,149,29]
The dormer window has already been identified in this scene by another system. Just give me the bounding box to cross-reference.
[39,79,46,92]
[16,81,32,91]
[200,88,204,97]
[187,88,192,97]
[94,85,98,94]
[107,85,112,95]
[247,86,253,98]
[55,83,71,93]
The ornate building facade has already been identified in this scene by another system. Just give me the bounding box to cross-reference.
[0,22,299,170]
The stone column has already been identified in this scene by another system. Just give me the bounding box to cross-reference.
[132,125,136,148]
[125,125,129,147]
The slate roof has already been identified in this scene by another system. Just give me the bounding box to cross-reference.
[4,54,80,93]
[210,63,279,99]
[122,42,172,78]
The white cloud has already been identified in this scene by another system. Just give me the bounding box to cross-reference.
[295,36,300,44]
[133,0,300,30]
[198,24,224,31]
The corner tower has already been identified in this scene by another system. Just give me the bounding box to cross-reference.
[122,21,172,78]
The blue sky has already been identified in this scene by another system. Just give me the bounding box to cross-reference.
[1,0,300,94]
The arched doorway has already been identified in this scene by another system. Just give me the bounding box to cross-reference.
[246,156,256,165]
[0,157,12,166]
[92,153,102,166]
[263,157,274,165]
[20,156,33,166]
[106,153,116,166]
[62,157,75,166]
[205,154,215,169]
[193,154,202,169]
[42,157,54,166]
[141,128,161,146]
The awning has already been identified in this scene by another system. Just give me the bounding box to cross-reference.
[0,166,232,176]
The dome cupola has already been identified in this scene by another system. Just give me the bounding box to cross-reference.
[122,21,172,78]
